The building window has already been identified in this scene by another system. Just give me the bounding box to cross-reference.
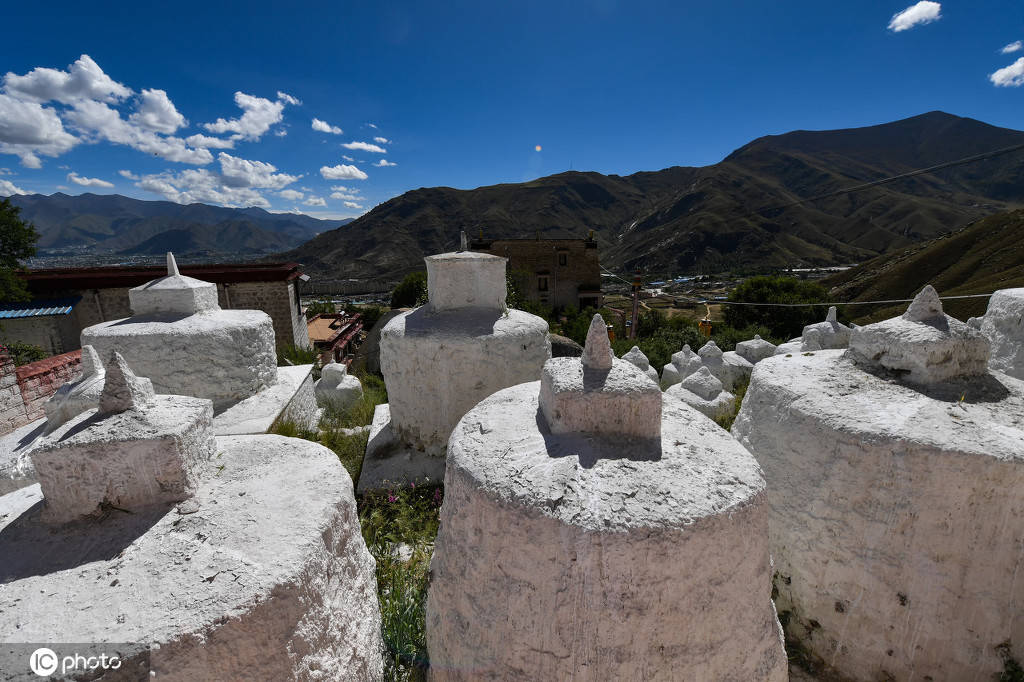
[538,276,549,292]
[558,253,567,267]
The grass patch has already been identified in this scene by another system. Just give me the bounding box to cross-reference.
[360,485,443,681]
[279,343,321,367]
[714,376,749,431]
[321,372,388,430]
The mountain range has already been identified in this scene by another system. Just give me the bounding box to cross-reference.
[823,209,1024,323]
[283,111,1024,282]
[6,192,350,257]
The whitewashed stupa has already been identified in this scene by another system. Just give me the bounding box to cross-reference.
[426,314,787,680]
[0,353,384,679]
[81,253,278,409]
[971,287,1024,380]
[360,234,550,491]
[733,286,1024,681]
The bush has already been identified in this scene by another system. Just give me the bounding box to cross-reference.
[0,341,48,366]
[391,271,428,309]
[346,303,385,330]
[278,344,320,367]
[304,299,335,319]
[723,276,831,339]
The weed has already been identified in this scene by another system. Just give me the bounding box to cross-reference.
[714,376,749,431]
[279,344,321,367]
[360,484,443,680]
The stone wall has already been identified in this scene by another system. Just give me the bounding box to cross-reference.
[18,281,306,353]
[0,315,79,356]
[470,238,601,309]
[219,281,309,349]
[0,349,82,435]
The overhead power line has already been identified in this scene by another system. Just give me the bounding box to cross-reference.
[706,293,993,307]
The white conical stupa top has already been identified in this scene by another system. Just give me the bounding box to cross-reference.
[128,252,221,316]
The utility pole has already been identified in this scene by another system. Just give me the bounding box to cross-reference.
[630,270,641,340]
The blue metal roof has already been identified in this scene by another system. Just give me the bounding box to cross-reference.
[0,296,81,319]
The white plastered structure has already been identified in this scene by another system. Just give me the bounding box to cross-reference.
[426,314,787,681]
[81,253,278,409]
[975,287,1024,380]
[732,286,1024,681]
[664,365,736,420]
[314,360,363,411]
[363,246,550,491]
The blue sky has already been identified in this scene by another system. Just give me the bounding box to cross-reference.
[1,0,1021,220]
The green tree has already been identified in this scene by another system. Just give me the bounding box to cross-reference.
[390,271,428,308]
[723,276,831,339]
[304,299,336,319]
[0,198,39,303]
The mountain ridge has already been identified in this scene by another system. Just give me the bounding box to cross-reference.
[283,111,1024,282]
[5,192,352,257]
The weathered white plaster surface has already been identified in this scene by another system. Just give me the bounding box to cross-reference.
[425,251,507,313]
[43,345,110,431]
[128,252,220,316]
[427,381,787,681]
[621,345,660,384]
[315,361,363,411]
[699,340,751,391]
[379,307,549,455]
[664,366,736,420]
[774,339,803,355]
[31,354,213,524]
[0,434,383,681]
[357,403,447,493]
[978,287,1024,380]
[736,334,778,364]
[0,419,46,495]
[847,286,989,385]
[82,309,278,409]
[732,350,1024,681]
[801,306,851,349]
[662,344,703,389]
[540,357,661,439]
[213,365,316,436]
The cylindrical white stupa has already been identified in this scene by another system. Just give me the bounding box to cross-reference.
[378,241,550,456]
[81,253,278,408]
[426,314,787,681]
[733,286,1024,681]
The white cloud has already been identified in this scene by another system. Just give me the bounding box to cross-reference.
[341,140,386,153]
[365,123,378,129]
[65,99,213,165]
[312,118,343,134]
[373,136,391,144]
[304,196,327,207]
[1001,40,1023,54]
[3,54,132,104]
[217,152,299,189]
[118,169,139,180]
[137,153,300,208]
[0,178,28,195]
[68,171,114,188]
[373,159,397,167]
[0,93,79,167]
[343,201,363,209]
[185,133,235,149]
[330,191,360,200]
[320,164,368,180]
[990,57,1024,86]
[274,128,288,137]
[129,88,186,134]
[278,189,304,200]
[888,1,941,32]
[277,91,301,106]
[0,168,11,175]
[330,185,360,193]
[203,91,295,141]
[342,154,355,161]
